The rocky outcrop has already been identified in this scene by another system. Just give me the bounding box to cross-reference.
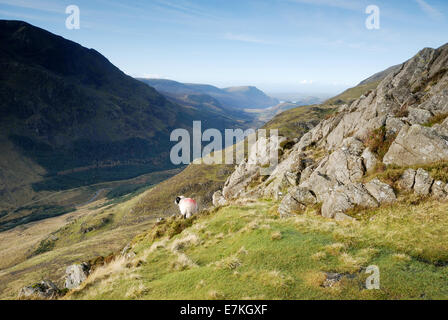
[222,135,286,201]
[18,280,60,299]
[65,263,90,289]
[212,43,448,220]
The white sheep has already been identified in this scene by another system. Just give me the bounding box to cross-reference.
[175,196,198,219]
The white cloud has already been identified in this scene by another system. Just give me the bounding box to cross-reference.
[300,80,314,84]
[224,33,270,44]
[415,0,443,20]
[128,73,166,79]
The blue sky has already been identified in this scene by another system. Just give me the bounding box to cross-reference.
[1,0,447,95]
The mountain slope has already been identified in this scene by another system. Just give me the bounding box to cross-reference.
[0,20,244,225]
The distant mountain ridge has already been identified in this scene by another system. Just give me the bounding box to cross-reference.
[139,78,279,109]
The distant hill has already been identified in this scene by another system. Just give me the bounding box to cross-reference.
[222,86,279,109]
[140,79,279,109]
[137,79,255,125]
[0,20,244,220]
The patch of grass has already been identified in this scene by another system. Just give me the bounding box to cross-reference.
[30,238,57,257]
[423,113,448,127]
[363,126,397,161]
[263,105,336,138]
[68,200,448,300]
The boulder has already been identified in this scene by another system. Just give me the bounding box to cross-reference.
[413,168,434,196]
[365,179,396,204]
[383,125,448,166]
[398,169,416,191]
[407,108,432,125]
[361,148,378,172]
[212,190,227,207]
[65,262,90,289]
[278,187,317,218]
[325,138,366,185]
[321,183,378,219]
[431,180,447,199]
[18,280,60,299]
[385,117,406,136]
[120,243,136,259]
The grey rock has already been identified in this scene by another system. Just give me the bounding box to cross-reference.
[398,169,417,191]
[431,180,447,199]
[361,148,378,172]
[365,179,396,204]
[212,190,227,207]
[334,212,356,221]
[278,187,317,218]
[65,263,90,289]
[222,135,286,200]
[321,183,378,219]
[18,280,60,299]
[383,125,448,166]
[385,117,406,136]
[407,108,432,125]
[121,243,136,259]
[414,168,434,196]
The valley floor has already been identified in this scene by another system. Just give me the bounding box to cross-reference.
[67,198,448,300]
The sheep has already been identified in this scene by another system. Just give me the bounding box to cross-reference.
[175,196,198,219]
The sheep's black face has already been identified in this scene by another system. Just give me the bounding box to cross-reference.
[175,196,181,205]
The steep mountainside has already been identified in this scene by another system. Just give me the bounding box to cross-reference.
[0,20,243,224]
[140,79,278,110]
[216,43,448,221]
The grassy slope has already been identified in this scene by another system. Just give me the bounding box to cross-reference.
[0,163,231,299]
[0,168,183,298]
[263,105,335,138]
[68,199,448,300]
[324,80,381,106]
